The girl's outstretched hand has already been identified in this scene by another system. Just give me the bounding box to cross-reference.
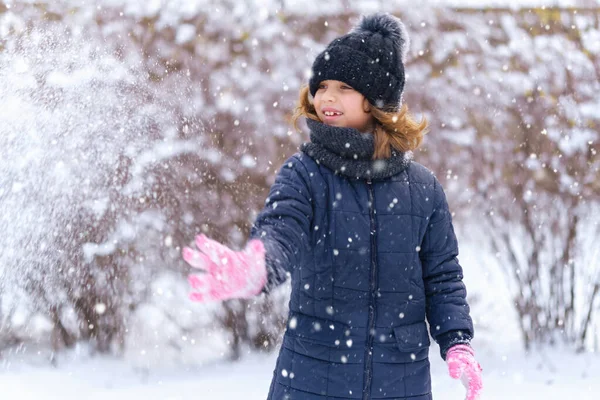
[446,344,483,400]
[182,234,267,302]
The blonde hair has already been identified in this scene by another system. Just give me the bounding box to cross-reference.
[291,85,428,160]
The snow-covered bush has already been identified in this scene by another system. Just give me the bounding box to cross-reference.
[0,1,598,362]
[408,7,600,350]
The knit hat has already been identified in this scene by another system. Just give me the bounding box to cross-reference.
[308,13,410,112]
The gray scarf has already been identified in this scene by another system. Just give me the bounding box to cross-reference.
[300,118,412,180]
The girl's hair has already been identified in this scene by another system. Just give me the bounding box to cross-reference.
[291,85,428,159]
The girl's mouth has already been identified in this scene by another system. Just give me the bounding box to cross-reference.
[323,110,343,120]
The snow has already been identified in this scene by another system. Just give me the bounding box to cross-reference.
[1,0,599,398]
[1,346,599,399]
[3,235,598,399]
[175,24,196,45]
[439,0,591,7]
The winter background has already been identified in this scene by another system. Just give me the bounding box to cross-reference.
[0,0,599,398]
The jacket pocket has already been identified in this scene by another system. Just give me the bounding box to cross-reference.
[278,325,364,398]
[393,321,431,353]
[285,311,356,346]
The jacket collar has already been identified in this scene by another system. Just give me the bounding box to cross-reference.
[300,118,412,180]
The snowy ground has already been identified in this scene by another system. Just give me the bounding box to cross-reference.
[1,344,599,399]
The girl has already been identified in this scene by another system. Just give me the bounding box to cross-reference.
[183,13,483,400]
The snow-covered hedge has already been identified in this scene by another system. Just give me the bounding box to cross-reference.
[0,1,598,363]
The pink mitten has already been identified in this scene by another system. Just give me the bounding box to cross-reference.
[183,234,267,302]
[446,344,483,400]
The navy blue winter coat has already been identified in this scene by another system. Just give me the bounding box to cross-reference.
[250,132,473,399]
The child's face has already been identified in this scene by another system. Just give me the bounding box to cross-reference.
[313,80,374,132]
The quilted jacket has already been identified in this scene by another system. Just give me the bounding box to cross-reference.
[250,123,473,399]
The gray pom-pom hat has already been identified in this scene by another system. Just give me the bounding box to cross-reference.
[308,13,410,112]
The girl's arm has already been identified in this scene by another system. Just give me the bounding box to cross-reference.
[249,154,314,293]
[420,176,474,360]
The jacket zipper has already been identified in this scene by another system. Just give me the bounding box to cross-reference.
[362,179,378,400]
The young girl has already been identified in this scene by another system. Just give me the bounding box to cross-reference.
[183,13,483,400]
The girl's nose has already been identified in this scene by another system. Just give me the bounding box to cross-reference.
[322,89,336,102]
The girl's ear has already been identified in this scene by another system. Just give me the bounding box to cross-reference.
[363,98,371,113]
